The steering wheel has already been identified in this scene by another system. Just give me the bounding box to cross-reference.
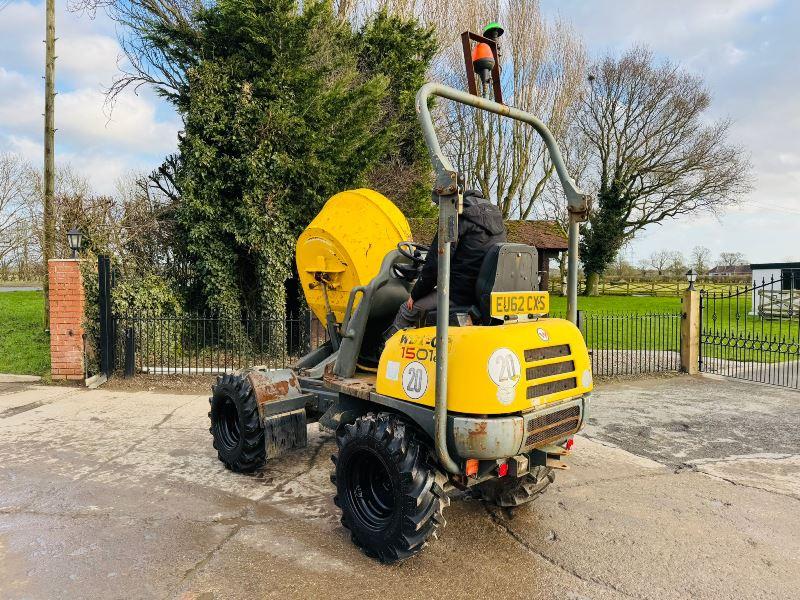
[397,241,429,265]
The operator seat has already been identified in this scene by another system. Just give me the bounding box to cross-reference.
[423,243,540,326]
[334,249,416,375]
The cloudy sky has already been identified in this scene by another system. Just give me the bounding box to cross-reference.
[0,0,797,264]
[0,1,181,193]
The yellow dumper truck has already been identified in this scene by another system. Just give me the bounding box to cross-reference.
[209,39,593,562]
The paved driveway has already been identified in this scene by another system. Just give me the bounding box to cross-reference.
[0,376,798,599]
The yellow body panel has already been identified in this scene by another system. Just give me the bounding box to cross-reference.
[296,189,411,323]
[376,318,593,415]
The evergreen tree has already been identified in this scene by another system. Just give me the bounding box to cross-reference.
[174,0,390,317]
[126,0,438,318]
[356,11,437,217]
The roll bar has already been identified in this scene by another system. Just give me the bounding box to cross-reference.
[415,82,592,474]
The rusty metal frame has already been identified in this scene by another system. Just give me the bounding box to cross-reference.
[460,31,503,104]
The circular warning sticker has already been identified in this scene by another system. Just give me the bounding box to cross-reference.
[401,361,428,400]
[487,348,522,405]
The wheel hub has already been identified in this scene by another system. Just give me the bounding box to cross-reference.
[346,449,395,531]
[216,397,241,451]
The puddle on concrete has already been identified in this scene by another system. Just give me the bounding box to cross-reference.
[0,402,45,419]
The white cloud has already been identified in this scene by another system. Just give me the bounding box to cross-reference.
[723,43,747,65]
[0,2,43,73]
[58,34,122,87]
[2,133,43,163]
[0,0,180,196]
[1,130,165,195]
[0,67,41,133]
[58,87,180,155]
[545,0,777,56]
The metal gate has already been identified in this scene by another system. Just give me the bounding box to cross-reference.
[95,252,327,378]
[97,255,116,379]
[112,311,324,376]
[699,274,799,389]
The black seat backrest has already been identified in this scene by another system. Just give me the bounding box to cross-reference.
[475,243,539,324]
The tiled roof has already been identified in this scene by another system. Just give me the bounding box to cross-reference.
[708,265,752,275]
[408,218,567,250]
[505,220,568,250]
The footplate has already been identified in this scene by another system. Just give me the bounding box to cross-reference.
[264,408,308,458]
[244,368,313,458]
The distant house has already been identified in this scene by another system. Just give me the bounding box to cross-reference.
[750,262,800,289]
[408,218,568,291]
[749,262,800,316]
[707,264,752,277]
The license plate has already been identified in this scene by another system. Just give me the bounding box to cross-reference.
[490,291,550,318]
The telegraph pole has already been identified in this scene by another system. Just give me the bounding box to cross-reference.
[43,0,56,328]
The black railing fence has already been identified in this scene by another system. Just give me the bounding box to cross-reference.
[578,311,682,377]
[112,309,683,379]
[113,311,328,376]
[700,274,799,389]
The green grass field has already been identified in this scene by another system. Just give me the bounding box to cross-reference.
[548,292,798,361]
[547,295,681,352]
[0,291,50,376]
[551,294,797,338]
[549,295,680,313]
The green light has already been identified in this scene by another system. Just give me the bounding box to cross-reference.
[483,22,505,38]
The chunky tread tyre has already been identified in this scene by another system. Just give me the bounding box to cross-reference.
[473,465,555,508]
[209,373,266,472]
[332,412,448,563]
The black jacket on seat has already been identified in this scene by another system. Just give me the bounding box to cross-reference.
[410,192,507,306]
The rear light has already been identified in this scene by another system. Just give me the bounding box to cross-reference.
[497,462,509,477]
[465,458,479,477]
[565,438,574,451]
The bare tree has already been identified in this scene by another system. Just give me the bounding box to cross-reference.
[690,245,712,275]
[25,164,177,275]
[636,259,649,278]
[667,250,687,278]
[577,47,751,294]
[434,0,585,219]
[68,0,201,105]
[338,0,587,220]
[27,165,92,263]
[648,250,672,276]
[0,154,33,276]
[609,254,637,279]
[717,251,747,268]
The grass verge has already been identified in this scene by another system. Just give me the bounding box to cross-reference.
[0,291,50,376]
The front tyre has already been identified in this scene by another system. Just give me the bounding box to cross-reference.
[332,413,448,563]
[209,373,266,472]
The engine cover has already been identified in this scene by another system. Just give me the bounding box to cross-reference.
[375,319,592,415]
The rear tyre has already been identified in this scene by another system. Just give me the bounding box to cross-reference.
[209,373,266,472]
[473,466,554,507]
[332,412,448,563]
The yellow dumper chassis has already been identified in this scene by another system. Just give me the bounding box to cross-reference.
[208,77,595,563]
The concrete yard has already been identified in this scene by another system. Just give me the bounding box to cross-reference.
[0,375,798,599]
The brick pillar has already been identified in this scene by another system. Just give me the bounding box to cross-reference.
[49,259,86,381]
